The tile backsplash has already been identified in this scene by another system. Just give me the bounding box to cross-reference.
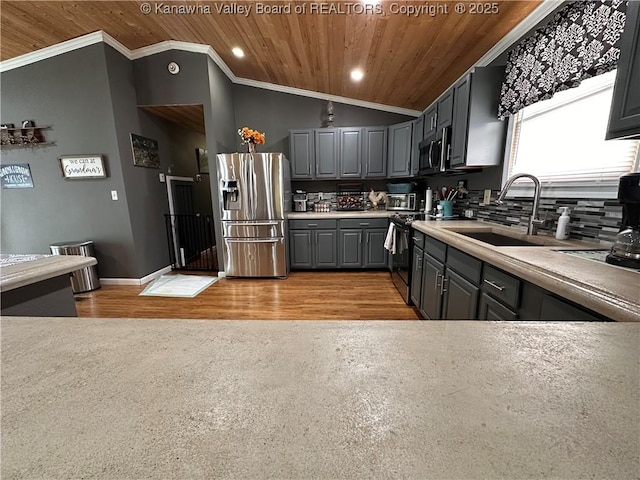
[454,190,622,246]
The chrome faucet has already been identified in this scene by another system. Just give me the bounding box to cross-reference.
[496,173,546,235]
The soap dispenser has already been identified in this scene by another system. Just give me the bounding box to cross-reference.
[555,207,570,240]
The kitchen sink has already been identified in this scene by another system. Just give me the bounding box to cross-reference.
[458,231,541,247]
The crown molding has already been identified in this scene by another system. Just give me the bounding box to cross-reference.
[0,31,105,73]
[234,77,421,117]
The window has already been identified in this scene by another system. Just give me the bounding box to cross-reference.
[504,70,639,198]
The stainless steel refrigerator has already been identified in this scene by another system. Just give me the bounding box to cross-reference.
[217,152,291,277]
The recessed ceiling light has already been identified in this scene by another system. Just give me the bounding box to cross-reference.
[350,69,364,82]
[232,47,245,58]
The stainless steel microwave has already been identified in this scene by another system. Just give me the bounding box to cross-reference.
[386,193,420,211]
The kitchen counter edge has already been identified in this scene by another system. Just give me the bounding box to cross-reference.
[0,255,97,292]
[411,220,639,322]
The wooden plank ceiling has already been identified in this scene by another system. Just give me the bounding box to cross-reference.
[139,104,205,133]
[0,0,541,111]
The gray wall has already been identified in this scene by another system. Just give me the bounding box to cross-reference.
[0,44,138,277]
[133,50,237,270]
[232,85,414,157]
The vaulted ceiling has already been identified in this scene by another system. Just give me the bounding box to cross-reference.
[0,0,542,111]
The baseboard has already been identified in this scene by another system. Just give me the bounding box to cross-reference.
[100,265,172,286]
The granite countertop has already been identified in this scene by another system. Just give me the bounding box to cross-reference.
[0,255,97,292]
[411,220,639,322]
[288,210,393,219]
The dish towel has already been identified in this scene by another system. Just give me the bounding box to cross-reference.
[384,223,396,254]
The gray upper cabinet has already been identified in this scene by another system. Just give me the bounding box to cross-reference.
[449,67,507,169]
[411,116,424,176]
[339,127,363,178]
[424,104,438,138]
[387,121,413,178]
[436,90,454,131]
[289,126,388,179]
[315,129,339,178]
[289,130,314,179]
[363,126,387,178]
[606,0,640,140]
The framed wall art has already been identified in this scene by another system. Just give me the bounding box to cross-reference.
[59,155,106,179]
[196,148,209,174]
[0,163,34,188]
[130,133,160,168]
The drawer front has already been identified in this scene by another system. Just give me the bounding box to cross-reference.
[424,235,447,263]
[447,247,482,285]
[482,265,521,309]
[289,219,337,230]
[411,230,425,250]
[339,218,388,229]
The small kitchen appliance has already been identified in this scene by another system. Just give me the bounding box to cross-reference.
[606,172,640,269]
[293,190,308,212]
[387,193,421,212]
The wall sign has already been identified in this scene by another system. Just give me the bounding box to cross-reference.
[59,155,106,179]
[0,163,34,188]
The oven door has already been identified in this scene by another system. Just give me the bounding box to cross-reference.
[389,218,412,304]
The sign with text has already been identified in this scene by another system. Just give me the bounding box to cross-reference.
[59,155,106,179]
[0,163,34,189]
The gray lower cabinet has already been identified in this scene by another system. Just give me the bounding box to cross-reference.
[337,218,388,268]
[387,121,413,178]
[338,229,363,267]
[314,230,338,267]
[290,230,313,268]
[410,245,424,307]
[478,293,518,320]
[289,219,338,269]
[421,254,445,320]
[539,294,603,321]
[606,0,640,140]
[441,269,479,320]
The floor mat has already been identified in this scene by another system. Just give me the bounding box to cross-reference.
[139,274,219,298]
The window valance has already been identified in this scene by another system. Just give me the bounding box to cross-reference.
[498,0,628,120]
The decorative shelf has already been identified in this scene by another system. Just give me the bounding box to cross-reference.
[1,125,52,131]
[0,141,56,150]
[1,123,53,149]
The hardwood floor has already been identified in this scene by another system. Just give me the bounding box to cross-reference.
[75,271,420,320]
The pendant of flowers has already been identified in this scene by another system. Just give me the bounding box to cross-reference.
[238,127,266,153]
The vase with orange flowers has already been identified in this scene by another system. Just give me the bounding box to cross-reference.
[238,127,266,154]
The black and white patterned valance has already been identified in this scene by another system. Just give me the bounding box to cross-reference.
[498,0,628,120]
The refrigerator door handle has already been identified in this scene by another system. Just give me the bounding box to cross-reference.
[234,221,279,226]
[226,238,281,243]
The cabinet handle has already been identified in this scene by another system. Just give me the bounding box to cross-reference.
[307,223,318,227]
[412,237,420,242]
[440,276,448,295]
[417,256,422,269]
[359,222,370,226]
[483,279,505,291]
[434,272,441,290]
